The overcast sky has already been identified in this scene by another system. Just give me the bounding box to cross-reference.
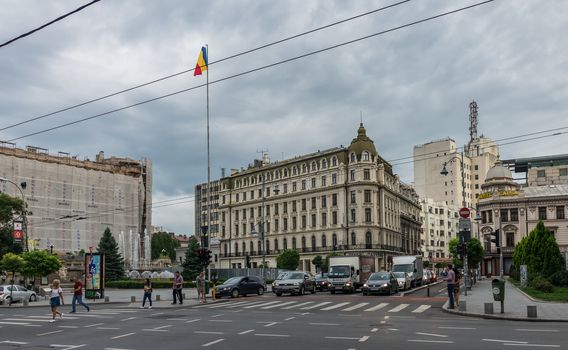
[1,0,567,235]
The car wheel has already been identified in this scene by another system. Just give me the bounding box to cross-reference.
[231,289,239,298]
[276,292,282,297]
[257,287,264,296]
[29,294,37,302]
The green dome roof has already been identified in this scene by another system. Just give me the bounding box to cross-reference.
[348,123,377,157]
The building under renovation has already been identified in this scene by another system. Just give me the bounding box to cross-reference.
[0,143,152,255]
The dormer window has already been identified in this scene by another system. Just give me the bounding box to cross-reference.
[362,151,370,161]
[350,153,356,163]
[332,156,338,167]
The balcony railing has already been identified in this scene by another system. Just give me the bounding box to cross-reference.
[219,244,402,258]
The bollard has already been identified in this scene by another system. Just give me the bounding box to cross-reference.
[458,301,466,312]
[484,302,494,314]
[527,305,537,318]
[104,296,109,302]
[427,285,430,297]
[156,295,161,301]
[131,296,136,303]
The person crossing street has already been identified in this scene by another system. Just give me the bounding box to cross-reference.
[171,271,184,305]
[70,277,90,313]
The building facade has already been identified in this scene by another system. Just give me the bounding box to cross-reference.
[419,198,460,263]
[0,145,152,254]
[194,179,221,267]
[213,124,422,272]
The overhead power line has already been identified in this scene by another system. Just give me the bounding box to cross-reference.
[0,0,411,133]
[0,0,101,49]
[6,0,495,142]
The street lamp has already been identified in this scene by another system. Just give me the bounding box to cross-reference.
[0,177,29,252]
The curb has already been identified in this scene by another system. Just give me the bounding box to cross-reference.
[401,281,443,297]
[441,300,568,322]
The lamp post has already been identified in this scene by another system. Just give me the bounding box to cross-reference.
[440,153,470,295]
[0,177,28,252]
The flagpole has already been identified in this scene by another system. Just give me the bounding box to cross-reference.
[206,44,211,279]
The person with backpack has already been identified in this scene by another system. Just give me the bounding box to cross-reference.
[141,278,153,309]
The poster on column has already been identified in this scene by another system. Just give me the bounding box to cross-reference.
[85,253,105,298]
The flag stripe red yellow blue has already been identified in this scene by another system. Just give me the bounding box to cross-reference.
[194,46,208,76]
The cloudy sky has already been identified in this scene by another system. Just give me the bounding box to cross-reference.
[1,0,567,235]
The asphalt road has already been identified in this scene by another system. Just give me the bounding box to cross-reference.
[0,284,565,349]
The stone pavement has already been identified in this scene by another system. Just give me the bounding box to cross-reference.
[0,288,225,309]
[442,277,568,321]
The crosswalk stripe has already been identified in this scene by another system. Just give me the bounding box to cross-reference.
[261,301,297,310]
[243,301,282,309]
[388,304,410,313]
[321,302,351,311]
[301,302,332,310]
[364,303,389,312]
[226,301,265,309]
[208,301,250,309]
[412,305,431,313]
[282,301,314,310]
[341,303,369,311]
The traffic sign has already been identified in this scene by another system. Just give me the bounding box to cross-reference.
[459,207,470,219]
[459,218,471,231]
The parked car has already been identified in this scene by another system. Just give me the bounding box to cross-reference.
[315,273,329,291]
[0,285,37,304]
[214,276,266,298]
[422,270,432,285]
[362,271,398,296]
[393,272,411,291]
[273,272,316,296]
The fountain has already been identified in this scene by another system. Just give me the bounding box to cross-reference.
[144,229,151,268]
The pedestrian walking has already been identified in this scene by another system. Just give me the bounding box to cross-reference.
[70,277,90,313]
[141,278,153,309]
[171,271,183,304]
[49,279,64,322]
[196,271,206,303]
[453,267,461,308]
[444,264,456,309]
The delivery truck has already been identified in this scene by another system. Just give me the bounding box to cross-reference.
[327,256,375,294]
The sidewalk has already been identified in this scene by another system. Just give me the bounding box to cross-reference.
[0,288,225,309]
[442,277,568,321]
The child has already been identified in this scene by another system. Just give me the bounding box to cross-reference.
[49,279,64,322]
[141,278,153,309]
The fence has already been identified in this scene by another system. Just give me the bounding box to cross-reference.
[211,268,292,281]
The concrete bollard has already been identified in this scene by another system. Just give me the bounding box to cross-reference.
[458,301,466,312]
[484,302,494,314]
[156,295,161,301]
[527,305,537,318]
[104,296,109,302]
[131,296,136,303]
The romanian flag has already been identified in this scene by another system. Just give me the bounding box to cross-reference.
[194,46,208,76]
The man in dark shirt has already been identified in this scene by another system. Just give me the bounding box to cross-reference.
[70,277,90,313]
[444,264,456,309]
[172,271,184,305]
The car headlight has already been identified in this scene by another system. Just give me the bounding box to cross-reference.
[382,283,388,287]
[345,282,351,286]
[222,287,230,291]
[273,282,278,287]
[293,282,299,286]
[363,283,368,288]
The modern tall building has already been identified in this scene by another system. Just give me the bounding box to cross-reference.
[194,179,221,266]
[212,124,422,272]
[419,198,460,263]
[0,144,152,254]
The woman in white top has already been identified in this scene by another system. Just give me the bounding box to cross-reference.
[49,279,64,322]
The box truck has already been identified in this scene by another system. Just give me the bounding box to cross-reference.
[327,256,375,294]
[392,255,423,288]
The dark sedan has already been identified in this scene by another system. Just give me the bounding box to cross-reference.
[214,276,265,298]
[315,273,329,291]
[362,271,398,296]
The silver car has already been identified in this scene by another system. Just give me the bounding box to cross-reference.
[273,272,316,296]
[0,285,38,304]
[393,272,411,290]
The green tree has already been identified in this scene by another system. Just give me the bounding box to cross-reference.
[97,227,125,281]
[0,226,23,261]
[513,221,562,278]
[0,252,24,305]
[423,260,431,268]
[0,193,26,260]
[20,250,62,287]
[151,232,181,261]
[182,236,201,280]
[449,237,484,270]
[312,255,323,273]
[276,249,300,270]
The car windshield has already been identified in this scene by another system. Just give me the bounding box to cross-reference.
[369,273,389,280]
[328,266,350,277]
[392,264,413,273]
[315,274,328,280]
[393,272,406,278]
[223,277,242,285]
[287,273,305,279]
[276,272,290,280]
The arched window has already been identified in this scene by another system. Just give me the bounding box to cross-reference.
[362,151,370,161]
[365,231,372,248]
[311,161,317,171]
[274,238,279,252]
[311,235,316,252]
[332,156,337,166]
[283,238,288,250]
[350,153,356,163]
[302,164,307,173]
[292,166,298,175]
[301,236,306,251]
[322,235,327,247]
[292,237,297,250]
[284,168,288,177]
[351,232,356,246]
[321,159,327,169]
[257,241,262,254]
[332,233,338,249]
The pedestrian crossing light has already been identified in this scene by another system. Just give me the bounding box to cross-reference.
[490,229,500,252]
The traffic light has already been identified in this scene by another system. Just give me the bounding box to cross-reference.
[205,250,212,265]
[490,229,500,253]
[245,255,251,268]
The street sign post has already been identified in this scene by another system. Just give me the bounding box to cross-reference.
[459,207,470,219]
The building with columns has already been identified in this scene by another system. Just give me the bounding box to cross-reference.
[213,124,422,272]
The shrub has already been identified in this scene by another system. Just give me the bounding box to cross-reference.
[106,279,196,289]
[548,271,568,287]
[530,276,554,293]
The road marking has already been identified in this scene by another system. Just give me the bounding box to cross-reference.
[210,301,249,308]
[6,318,56,323]
[483,339,528,344]
[97,327,121,330]
[120,317,136,322]
[154,325,173,330]
[284,317,296,321]
[342,303,369,311]
[1,341,28,344]
[166,318,188,321]
[255,334,289,337]
[142,329,168,332]
[0,321,31,325]
[301,302,332,310]
[321,302,351,311]
[282,301,313,309]
[408,340,454,344]
[262,301,297,309]
[211,314,224,318]
[264,322,278,327]
[151,312,164,316]
[301,312,310,315]
[202,339,224,347]
[388,328,398,331]
[209,320,233,322]
[186,319,201,323]
[416,332,448,338]
[244,301,282,309]
[37,330,64,337]
[111,333,136,339]
[50,344,86,350]
[412,305,431,313]
[58,326,79,329]
[503,344,560,348]
[105,348,135,350]
[388,304,409,313]
[325,336,360,340]
[238,329,255,335]
[195,331,224,335]
[84,323,105,328]
[439,326,476,330]
[364,303,389,312]
[226,301,265,308]
[309,323,340,326]
[359,336,370,342]
[515,329,560,333]
[371,328,378,332]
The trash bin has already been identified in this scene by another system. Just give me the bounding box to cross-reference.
[491,279,505,301]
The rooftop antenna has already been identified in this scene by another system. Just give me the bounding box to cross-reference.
[469,100,478,143]
[360,111,363,124]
